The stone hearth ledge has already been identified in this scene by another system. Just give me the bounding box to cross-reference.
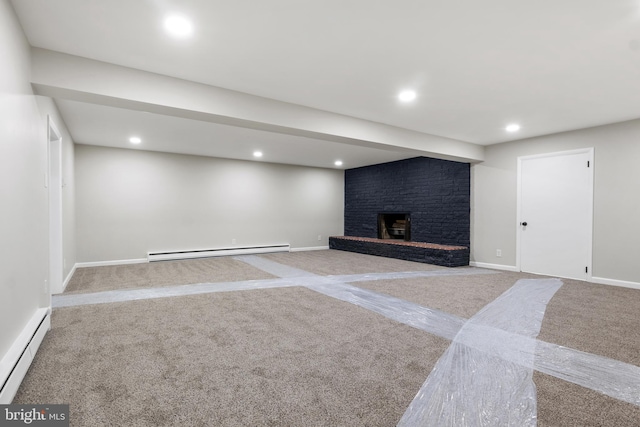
[329,236,469,267]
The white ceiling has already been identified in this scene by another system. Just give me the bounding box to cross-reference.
[11,0,640,167]
[55,99,414,169]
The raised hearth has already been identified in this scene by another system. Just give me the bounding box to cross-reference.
[329,236,469,267]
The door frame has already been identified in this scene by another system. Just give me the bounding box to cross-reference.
[516,147,594,280]
[47,115,64,294]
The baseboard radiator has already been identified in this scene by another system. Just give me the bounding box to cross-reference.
[0,308,50,404]
[147,243,290,262]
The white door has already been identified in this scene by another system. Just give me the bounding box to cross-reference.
[518,148,593,280]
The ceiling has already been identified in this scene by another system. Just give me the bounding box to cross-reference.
[55,99,413,169]
[11,0,640,168]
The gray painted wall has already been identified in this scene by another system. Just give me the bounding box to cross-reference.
[0,1,47,358]
[471,119,640,283]
[0,1,76,362]
[75,145,344,262]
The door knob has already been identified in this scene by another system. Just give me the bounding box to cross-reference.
[521,222,528,226]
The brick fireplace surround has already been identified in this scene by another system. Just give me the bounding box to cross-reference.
[331,157,470,267]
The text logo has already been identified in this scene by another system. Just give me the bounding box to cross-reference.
[0,405,69,426]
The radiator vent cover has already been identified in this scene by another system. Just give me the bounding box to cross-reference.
[148,244,290,262]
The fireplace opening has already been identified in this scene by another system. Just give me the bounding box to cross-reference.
[378,213,411,241]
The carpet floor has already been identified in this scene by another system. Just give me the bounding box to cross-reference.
[65,256,276,294]
[14,250,640,426]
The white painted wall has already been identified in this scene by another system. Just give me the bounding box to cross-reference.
[0,0,48,360]
[471,119,640,284]
[75,145,344,262]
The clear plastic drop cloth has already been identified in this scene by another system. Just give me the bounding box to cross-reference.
[328,267,497,284]
[534,341,640,407]
[53,277,300,308]
[305,280,466,340]
[398,278,563,427]
[233,255,316,278]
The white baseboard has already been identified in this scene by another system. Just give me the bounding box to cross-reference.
[470,262,640,290]
[60,264,77,293]
[0,308,50,404]
[469,261,519,272]
[591,276,640,290]
[76,258,148,268]
[291,246,329,252]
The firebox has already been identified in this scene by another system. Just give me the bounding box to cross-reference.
[378,213,411,241]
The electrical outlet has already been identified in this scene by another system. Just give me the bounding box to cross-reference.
[317,235,322,241]
[496,249,502,257]
[232,238,236,245]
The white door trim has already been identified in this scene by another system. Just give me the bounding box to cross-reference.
[516,148,594,280]
[47,115,64,294]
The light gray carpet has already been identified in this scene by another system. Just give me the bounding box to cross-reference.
[17,287,448,426]
[533,279,640,427]
[65,256,275,294]
[261,250,442,276]
[353,270,541,319]
[14,250,640,426]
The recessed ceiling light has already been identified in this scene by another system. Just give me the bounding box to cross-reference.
[253,151,263,158]
[334,160,343,167]
[129,136,142,144]
[398,90,417,102]
[506,124,521,132]
[164,15,193,38]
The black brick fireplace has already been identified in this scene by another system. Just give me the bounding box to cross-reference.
[330,157,470,267]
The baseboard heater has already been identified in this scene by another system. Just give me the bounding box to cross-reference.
[147,243,290,262]
[0,308,50,404]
